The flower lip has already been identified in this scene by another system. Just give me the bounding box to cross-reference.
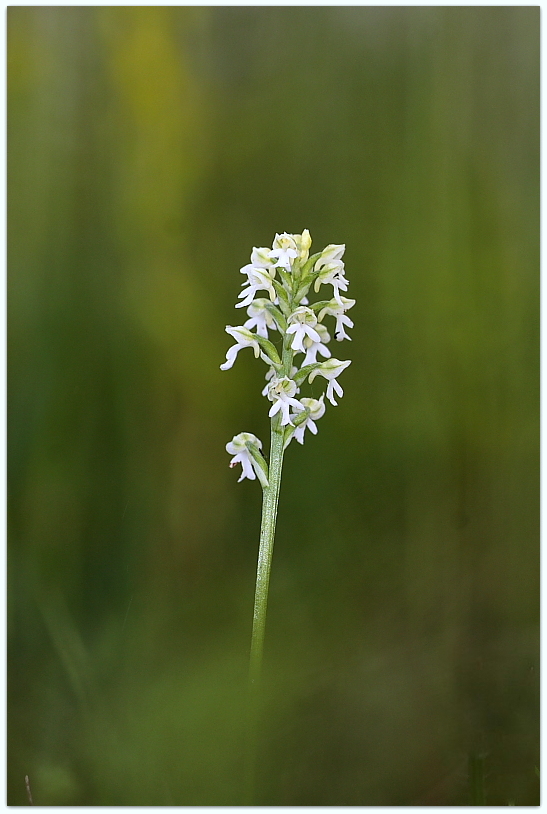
[299,322,331,367]
[286,306,321,352]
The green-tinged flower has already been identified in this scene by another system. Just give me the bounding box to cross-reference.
[292,394,326,444]
[269,233,298,271]
[314,261,349,304]
[286,306,321,352]
[315,243,345,270]
[318,296,355,341]
[226,432,268,486]
[250,246,276,270]
[267,376,303,426]
[238,266,277,307]
[220,326,261,370]
[244,298,279,338]
[308,358,352,405]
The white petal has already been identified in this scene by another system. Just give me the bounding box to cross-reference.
[239,454,256,481]
[326,381,338,406]
[304,325,321,343]
[236,288,257,308]
[268,400,282,418]
[220,344,240,370]
[319,343,331,359]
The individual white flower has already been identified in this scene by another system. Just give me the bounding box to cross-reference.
[308,358,352,406]
[299,322,331,367]
[292,395,326,444]
[237,266,277,308]
[250,246,276,270]
[269,233,298,271]
[315,243,345,270]
[262,365,299,396]
[220,326,261,370]
[286,306,321,352]
[226,432,265,483]
[318,296,356,341]
[267,376,303,426]
[244,298,278,338]
[314,261,349,305]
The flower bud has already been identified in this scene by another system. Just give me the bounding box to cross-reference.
[295,229,312,262]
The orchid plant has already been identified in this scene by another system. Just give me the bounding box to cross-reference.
[220,231,354,800]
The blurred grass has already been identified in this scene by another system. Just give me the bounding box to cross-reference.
[8,6,539,805]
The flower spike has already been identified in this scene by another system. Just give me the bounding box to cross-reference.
[222,231,354,485]
[222,233,354,800]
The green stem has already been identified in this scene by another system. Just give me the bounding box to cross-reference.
[244,337,293,804]
[249,424,285,686]
[244,420,285,804]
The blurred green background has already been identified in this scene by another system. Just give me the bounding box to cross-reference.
[8,6,539,806]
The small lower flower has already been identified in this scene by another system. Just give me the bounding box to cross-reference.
[292,395,326,444]
[308,358,352,406]
[226,432,266,483]
[267,376,303,426]
[220,326,260,370]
